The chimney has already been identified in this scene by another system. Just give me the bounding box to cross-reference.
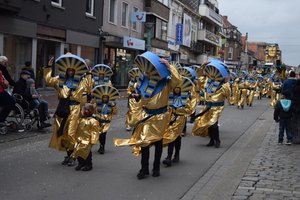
[223,15,228,20]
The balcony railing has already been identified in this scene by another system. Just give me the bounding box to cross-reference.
[199,5,222,25]
[197,29,221,46]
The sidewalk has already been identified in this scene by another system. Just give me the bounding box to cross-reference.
[181,106,300,200]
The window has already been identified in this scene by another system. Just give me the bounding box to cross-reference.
[86,0,94,16]
[109,0,116,23]
[158,0,169,6]
[155,18,167,40]
[122,2,129,27]
[132,7,138,30]
[228,47,233,60]
[51,0,62,7]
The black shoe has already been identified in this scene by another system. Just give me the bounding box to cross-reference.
[206,140,214,147]
[249,103,252,107]
[152,170,160,177]
[172,156,180,162]
[75,163,85,170]
[162,157,172,166]
[82,165,93,171]
[137,169,149,179]
[98,145,105,154]
[62,156,70,165]
[189,120,194,123]
[215,141,220,148]
[39,122,51,129]
[68,157,77,166]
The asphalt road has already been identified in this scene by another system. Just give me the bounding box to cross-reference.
[0,97,271,200]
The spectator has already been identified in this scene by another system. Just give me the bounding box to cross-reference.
[21,61,36,81]
[291,79,300,143]
[0,56,15,86]
[281,71,297,98]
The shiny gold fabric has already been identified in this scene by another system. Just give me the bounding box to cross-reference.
[192,82,230,137]
[44,68,92,151]
[125,82,143,127]
[70,117,101,159]
[270,82,282,106]
[97,105,118,133]
[113,65,182,152]
[235,78,249,107]
[163,89,197,145]
[228,82,237,105]
[255,81,265,97]
[246,80,257,105]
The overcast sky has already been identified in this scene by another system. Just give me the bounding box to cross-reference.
[218,0,300,67]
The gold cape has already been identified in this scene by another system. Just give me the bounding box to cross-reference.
[125,82,143,127]
[270,82,282,106]
[192,82,230,137]
[96,105,118,133]
[246,80,257,105]
[44,67,92,151]
[162,88,197,146]
[255,82,265,97]
[236,78,249,107]
[70,117,101,159]
[228,82,238,105]
[113,65,182,154]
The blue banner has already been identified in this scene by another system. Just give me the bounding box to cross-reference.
[131,12,146,22]
[176,24,183,45]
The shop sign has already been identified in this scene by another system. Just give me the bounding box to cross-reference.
[123,36,145,50]
[130,12,146,22]
[176,24,183,45]
[150,47,170,57]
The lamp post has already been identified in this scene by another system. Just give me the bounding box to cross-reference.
[237,56,241,73]
[144,22,154,51]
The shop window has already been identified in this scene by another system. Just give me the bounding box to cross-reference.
[122,2,129,28]
[86,0,94,16]
[155,18,167,40]
[132,7,138,31]
[109,0,117,24]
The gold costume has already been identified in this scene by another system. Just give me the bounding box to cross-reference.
[228,73,238,105]
[255,77,265,98]
[236,77,249,108]
[113,65,181,151]
[270,79,282,106]
[163,88,197,145]
[125,82,143,128]
[246,78,257,105]
[192,83,230,137]
[97,105,118,133]
[44,68,92,151]
[71,117,101,159]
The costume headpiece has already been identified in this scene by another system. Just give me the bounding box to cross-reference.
[56,54,88,91]
[257,75,264,80]
[128,68,142,82]
[203,59,229,94]
[92,85,120,114]
[238,70,248,78]
[134,51,170,99]
[230,72,238,79]
[169,61,182,70]
[178,67,197,81]
[91,64,113,85]
[248,71,256,78]
[190,65,201,77]
[168,77,194,108]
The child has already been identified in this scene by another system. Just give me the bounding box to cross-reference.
[71,103,101,171]
[274,90,299,145]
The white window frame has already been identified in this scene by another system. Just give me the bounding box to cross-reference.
[109,0,117,24]
[228,47,233,60]
[122,2,129,28]
[132,7,139,31]
[86,0,94,17]
[51,0,62,7]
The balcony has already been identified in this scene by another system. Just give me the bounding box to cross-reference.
[198,5,222,26]
[190,41,203,53]
[197,29,221,47]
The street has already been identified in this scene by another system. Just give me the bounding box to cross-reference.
[0,97,271,200]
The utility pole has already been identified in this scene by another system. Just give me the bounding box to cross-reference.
[144,22,154,51]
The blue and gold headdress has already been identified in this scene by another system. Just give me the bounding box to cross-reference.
[56,54,88,91]
[203,59,229,94]
[128,68,142,89]
[91,64,113,85]
[168,77,194,108]
[92,85,120,114]
[178,67,197,81]
[169,61,182,70]
[190,65,201,76]
[134,51,170,99]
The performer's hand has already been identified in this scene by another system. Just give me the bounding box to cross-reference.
[47,57,54,67]
[159,58,170,69]
[201,61,209,66]
[111,102,115,107]
[224,76,230,82]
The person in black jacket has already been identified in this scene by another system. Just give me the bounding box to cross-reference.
[13,70,50,128]
[274,90,300,145]
[0,56,15,86]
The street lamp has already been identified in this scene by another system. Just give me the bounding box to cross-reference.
[237,56,241,72]
[144,22,154,51]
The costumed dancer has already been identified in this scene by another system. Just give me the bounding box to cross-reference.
[70,103,101,171]
[246,72,258,107]
[125,68,143,131]
[92,85,119,154]
[113,52,181,179]
[236,70,249,109]
[44,54,92,166]
[270,72,283,106]
[91,64,115,154]
[228,72,238,105]
[162,74,196,166]
[192,59,230,148]
[255,75,265,100]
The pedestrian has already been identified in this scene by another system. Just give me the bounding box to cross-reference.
[70,103,101,171]
[125,68,143,131]
[274,90,299,145]
[13,70,51,128]
[281,71,297,98]
[192,60,230,148]
[44,54,92,167]
[291,79,300,143]
[92,85,119,154]
[162,77,196,166]
[0,56,15,86]
[114,52,181,179]
[0,70,15,126]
